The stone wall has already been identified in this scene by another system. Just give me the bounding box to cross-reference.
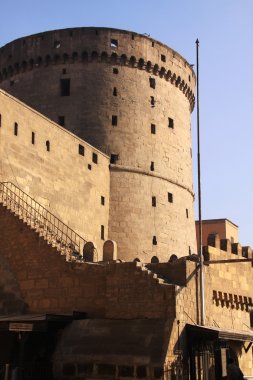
[0,90,110,257]
[0,27,197,262]
[0,203,176,319]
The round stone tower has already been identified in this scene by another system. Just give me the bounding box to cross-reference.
[0,27,196,262]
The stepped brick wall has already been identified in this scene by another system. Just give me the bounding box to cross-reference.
[0,89,110,258]
[0,203,176,318]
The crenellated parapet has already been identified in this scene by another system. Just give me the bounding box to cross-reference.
[203,232,253,262]
[0,27,197,262]
[0,49,195,111]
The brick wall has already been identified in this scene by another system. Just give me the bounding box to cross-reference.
[0,90,110,258]
[0,204,176,319]
[0,27,197,262]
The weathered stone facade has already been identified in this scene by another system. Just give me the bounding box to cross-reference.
[0,27,196,262]
[0,90,110,257]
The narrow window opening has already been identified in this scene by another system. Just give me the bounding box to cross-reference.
[168,117,174,129]
[186,208,189,218]
[0,114,2,128]
[98,364,115,376]
[152,236,157,246]
[46,140,50,152]
[101,225,105,240]
[110,154,119,164]
[152,196,156,207]
[58,116,65,126]
[92,152,98,164]
[113,67,118,74]
[150,96,155,107]
[132,34,135,40]
[111,39,118,48]
[151,124,156,134]
[31,132,35,145]
[60,78,70,96]
[168,192,173,203]
[189,75,191,82]
[161,54,166,62]
[54,41,61,49]
[149,77,156,89]
[189,246,191,255]
[88,164,92,170]
[152,41,155,47]
[118,366,134,377]
[113,87,117,96]
[112,115,118,126]
[62,68,66,74]
[14,122,18,136]
[101,196,105,206]
[136,366,147,378]
[79,144,85,156]
[150,161,154,171]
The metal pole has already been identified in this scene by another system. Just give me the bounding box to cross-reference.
[196,38,205,326]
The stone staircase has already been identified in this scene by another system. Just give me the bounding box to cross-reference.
[0,182,87,261]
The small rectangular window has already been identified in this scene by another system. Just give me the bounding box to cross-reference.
[14,122,18,136]
[152,41,155,47]
[186,209,189,218]
[101,196,105,206]
[149,77,156,89]
[54,41,61,48]
[92,152,98,164]
[112,115,118,126]
[111,39,118,48]
[58,116,65,126]
[31,132,35,144]
[161,54,166,62]
[88,164,92,170]
[150,161,154,171]
[152,196,156,207]
[79,144,85,156]
[101,225,105,240]
[110,154,119,164]
[46,140,50,152]
[168,192,173,203]
[168,117,174,129]
[150,96,155,107]
[113,87,117,96]
[152,236,157,245]
[113,67,118,74]
[60,78,70,96]
[151,124,156,134]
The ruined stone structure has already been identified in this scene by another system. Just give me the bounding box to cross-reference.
[0,27,196,262]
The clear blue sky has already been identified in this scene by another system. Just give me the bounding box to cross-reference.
[1,0,253,246]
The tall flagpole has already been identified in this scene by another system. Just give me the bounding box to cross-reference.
[196,38,205,326]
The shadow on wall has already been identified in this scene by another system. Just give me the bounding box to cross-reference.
[0,255,26,314]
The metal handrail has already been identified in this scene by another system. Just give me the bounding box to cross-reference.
[0,182,87,260]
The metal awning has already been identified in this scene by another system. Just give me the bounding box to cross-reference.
[187,324,253,342]
[0,312,86,332]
